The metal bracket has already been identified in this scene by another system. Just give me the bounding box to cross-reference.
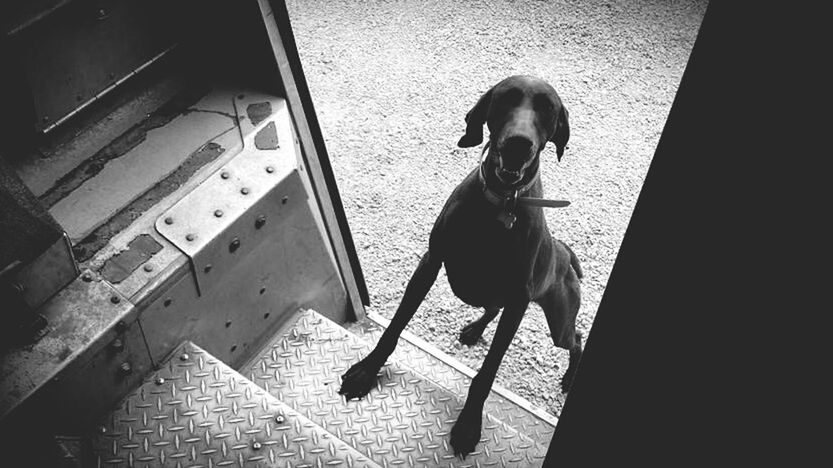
[154,100,307,295]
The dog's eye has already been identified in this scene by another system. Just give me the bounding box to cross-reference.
[533,95,555,113]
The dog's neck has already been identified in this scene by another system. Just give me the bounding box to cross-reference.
[478,141,541,201]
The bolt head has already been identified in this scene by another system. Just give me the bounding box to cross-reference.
[255,215,266,229]
[119,362,132,375]
[143,264,154,272]
[265,166,275,173]
[229,238,241,253]
[186,234,195,242]
[81,273,93,282]
[110,295,121,304]
[204,264,213,273]
[240,187,250,195]
[164,217,174,225]
[111,338,124,351]
[155,377,165,385]
[180,353,189,361]
[221,171,230,179]
[252,441,262,450]
[214,209,223,218]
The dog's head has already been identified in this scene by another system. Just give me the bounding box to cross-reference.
[457,75,570,186]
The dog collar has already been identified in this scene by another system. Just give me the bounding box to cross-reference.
[477,142,571,228]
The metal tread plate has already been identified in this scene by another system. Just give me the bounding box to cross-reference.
[346,316,557,447]
[242,310,547,467]
[90,341,380,468]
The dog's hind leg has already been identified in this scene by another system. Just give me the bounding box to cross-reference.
[536,272,582,392]
[339,251,442,400]
[459,307,500,346]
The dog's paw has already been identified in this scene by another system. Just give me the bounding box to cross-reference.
[339,357,382,400]
[450,408,483,458]
[459,321,485,346]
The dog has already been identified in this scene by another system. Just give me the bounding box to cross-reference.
[339,75,584,457]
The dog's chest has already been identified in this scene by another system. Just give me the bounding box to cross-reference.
[438,207,529,307]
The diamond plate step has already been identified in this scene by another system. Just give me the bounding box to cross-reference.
[347,314,558,447]
[241,310,548,467]
[90,341,381,468]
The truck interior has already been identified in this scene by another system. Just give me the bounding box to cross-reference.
[0,1,558,466]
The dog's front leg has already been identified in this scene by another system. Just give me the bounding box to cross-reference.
[451,297,529,458]
[339,251,441,400]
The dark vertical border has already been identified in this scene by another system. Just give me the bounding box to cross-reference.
[544,2,811,465]
[266,0,370,307]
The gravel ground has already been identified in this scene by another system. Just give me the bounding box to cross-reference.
[286,0,708,417]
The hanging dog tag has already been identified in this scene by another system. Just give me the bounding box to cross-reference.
[497,210,516,229]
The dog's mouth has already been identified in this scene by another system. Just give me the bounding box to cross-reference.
[495,167,524,185]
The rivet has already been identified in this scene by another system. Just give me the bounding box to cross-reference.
[204,264,212,273]
[186,234,195,241]
[119,362,132,375]
[282,196,288,205]
[265,166,275,173]
[221,171,230,179]
[180,353,189,361]
[252,441,262,450]
[81,272,93,282]
[110,295,121,304]
[155,377,165,385]
[255,215,266,229]
[275,415,285,424]
[164,298,173,307]
[115,321,128,333]
[240,187,250,195]
[143,264,154,272]
[214,210,223,218]
[229,238,240,253]
[98,426,107,434]
[164,217,174,225]
[110,338,124,352]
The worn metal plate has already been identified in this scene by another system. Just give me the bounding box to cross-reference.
[243,310,547,467]
[155,101,307,295]
[91,341,380,468]
[0,271,134,421]
[347,316,558,447]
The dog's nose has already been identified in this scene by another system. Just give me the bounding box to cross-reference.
[501,136,533,155]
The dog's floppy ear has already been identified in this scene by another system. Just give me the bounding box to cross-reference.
[457,88,493,148]
[551,104,570,161]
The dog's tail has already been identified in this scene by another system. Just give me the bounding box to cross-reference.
[561,241,584,280]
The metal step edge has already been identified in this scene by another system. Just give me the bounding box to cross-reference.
[240,309,549,467]
[353,312,560,433]
[90,340,382,468]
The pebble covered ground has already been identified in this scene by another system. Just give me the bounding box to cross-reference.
[286,0,708,417]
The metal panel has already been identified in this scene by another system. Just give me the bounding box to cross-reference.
[155,99,307,296]
[243,310,548,467]
[19,0,180,132]
[90,341,381,468]
[257,0,369,316]
[32,312,153,432]
[0,271,135,421]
